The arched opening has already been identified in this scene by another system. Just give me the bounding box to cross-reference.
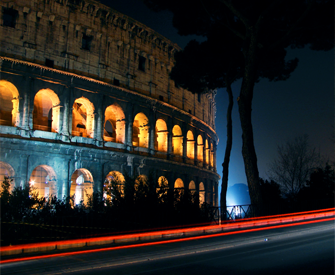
[0,80,19,126]
[104,120,115,141]
[135,175,148,192]
[70,168,93,205]
[157,176,168,198]
[197,135,203,162]
[186,130,195,159]
[72,97,95,138]
[29,165,57,198]
[104,171,125,199]
[105,171,125,184]
[172,125,183,156]
[33,89,60,132]
[199,182,205,205]
[104,104,125,143]
[189,180,196,196]
[133,113,149,148]
[174,178,184,189]
[205,139,210,165]
[0,161,15,192]
[210,143,214,168]
[155,119,168,152]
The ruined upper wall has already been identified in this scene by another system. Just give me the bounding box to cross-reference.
[0,0,216,129]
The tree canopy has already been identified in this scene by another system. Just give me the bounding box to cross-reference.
[143,0,334,212]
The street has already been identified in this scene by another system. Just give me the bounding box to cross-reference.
[1,219,334,275]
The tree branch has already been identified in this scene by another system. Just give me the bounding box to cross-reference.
[270,0,313,49]
[219,0,251,28]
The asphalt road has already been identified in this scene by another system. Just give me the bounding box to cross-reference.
[1,220,334,275]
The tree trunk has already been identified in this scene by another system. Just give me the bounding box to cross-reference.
[238,30,263,216]
[220,81,233,221]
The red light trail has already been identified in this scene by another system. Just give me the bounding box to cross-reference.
[1,208,334,265]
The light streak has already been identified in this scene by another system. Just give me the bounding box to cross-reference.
[1,208,333,254]
[1,215,333,265]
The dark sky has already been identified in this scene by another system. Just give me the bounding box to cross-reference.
[100,0,334,192]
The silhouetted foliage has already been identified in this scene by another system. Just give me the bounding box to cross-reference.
[143,0,334,213]
[1,174,210,245]
[269,135,321,199]
[259,178,283,215]
[297,164,335,208]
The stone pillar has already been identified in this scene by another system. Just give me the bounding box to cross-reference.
[95,109,102,141]
[27,78,34,131]
[22,91,30,130]
[194,133,198,166]
[182,123,187,163]
[125,104,133,151]
[167,117,173,159]
[95,108,103,147]
[61,93,70,142]
[213,142,217,172]
[203,141,207,168]
[149,109,155,155]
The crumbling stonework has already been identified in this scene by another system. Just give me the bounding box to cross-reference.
[0,0,219,206]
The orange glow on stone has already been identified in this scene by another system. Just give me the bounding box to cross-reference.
[172,125,183,156]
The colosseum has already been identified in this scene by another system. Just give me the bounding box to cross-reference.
[0,0,219,206]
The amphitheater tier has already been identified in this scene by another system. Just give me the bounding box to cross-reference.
[0,0,219,206]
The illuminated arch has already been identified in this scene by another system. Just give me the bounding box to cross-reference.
[156,176,168,199]
[104,104,125,143]
[205,139,210,165]
[186,130,195,159]
[133,113,149,148]
[104,171,125,198]
[172,125,183,156]
[155,119,168,152]
[199,182,205,205]
[197,135,204,162]
[70,168,94,205]
[29,165,57,198]
[158,176,168,188]
[134,175,148,195]
[72,97,95,138]
[210,142,214,167]
[33,89,61,132]
[105,171,125,184]
[0,80,19,126]
[189,180,196,196]
[174,178,184,189]
[0,161,15,192]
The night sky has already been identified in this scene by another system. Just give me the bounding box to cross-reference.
[101,0,334,201]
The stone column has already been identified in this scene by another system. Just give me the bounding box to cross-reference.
[61,95,70,142]
[95,108,103,146]
[149,108,155,155]
[22,91,30,130]
[203,141,207,168]
[213,142,217,172]
[182,132,187,163]
[125,103,133,151]
[182,122,187,163]
[60,88,72,142]
[167,117,173,160]
[194,132,198,166]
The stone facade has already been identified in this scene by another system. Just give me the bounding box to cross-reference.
[0,0,219,206]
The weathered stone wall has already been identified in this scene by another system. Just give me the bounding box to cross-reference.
[0,0,217,128]
[0,0,219,207]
